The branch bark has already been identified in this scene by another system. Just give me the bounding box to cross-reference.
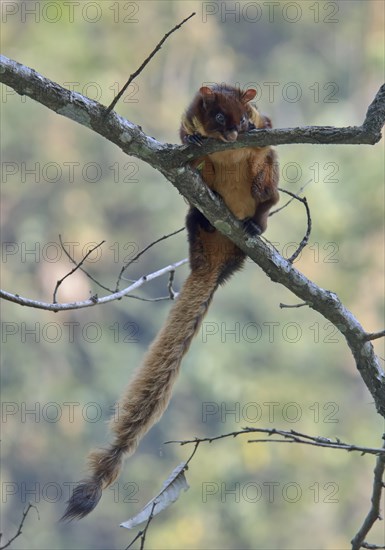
[1,55,384,166]
[0,55,384,422]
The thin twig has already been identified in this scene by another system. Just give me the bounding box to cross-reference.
[59,234,114,294]
[165,428,385,457]
[363,330,385,342]
[139,501,157,550]
[167,269,178,299]
[270,179,313,216]
[105,13,196,115]
[122,294,176,302]
[53,240,105,303]
[279,302,308,309]
[116,227,185,291]
[277,188,312,263]
[125,530,143,550]
[1,259,188,312]
[184,440,200,467]
[0,503,39,550]
[351,439,385,550]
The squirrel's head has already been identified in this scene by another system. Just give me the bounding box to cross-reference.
[198,85,257,142]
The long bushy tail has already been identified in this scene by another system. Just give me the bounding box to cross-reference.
[62,266,220,520]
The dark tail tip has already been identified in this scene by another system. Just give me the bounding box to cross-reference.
[61,480,102,521]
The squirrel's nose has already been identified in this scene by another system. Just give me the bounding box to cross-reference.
[223,130,238,142]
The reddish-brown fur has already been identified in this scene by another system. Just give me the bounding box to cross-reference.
[62,84,279,520]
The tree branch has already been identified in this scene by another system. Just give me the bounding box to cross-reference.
[0,56,383,170]
[0,259,187,312]
[105,12,196,114]
[165,428,385,457]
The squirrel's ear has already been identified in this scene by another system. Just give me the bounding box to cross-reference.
[199,86,215,98]
[262,114,272,129]
[242,88,257,103]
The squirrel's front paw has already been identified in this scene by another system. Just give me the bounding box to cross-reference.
[185,133,206,146]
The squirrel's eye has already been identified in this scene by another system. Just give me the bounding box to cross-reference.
[215,112,225,124]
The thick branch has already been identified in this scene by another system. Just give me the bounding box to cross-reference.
[0,55,167,165]
[0,56,384,171]
[0,55,384,419]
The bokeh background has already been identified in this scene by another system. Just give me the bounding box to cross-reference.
[1,1,384,549]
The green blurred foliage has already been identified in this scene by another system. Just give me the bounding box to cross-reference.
[1,1,384,549]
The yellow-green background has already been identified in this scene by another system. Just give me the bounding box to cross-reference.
[1,1,384,548]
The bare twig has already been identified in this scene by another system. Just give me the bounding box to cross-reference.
[0,503,39,550]
[105,12,196,115]
[351,439,385,550]
[116,227,185,290]
[125,530,143,550]
[1,259,187,312]
[59,234,114,295]
[167,269,178,299]
[138,501,156,550]
[165,428,385,457]
[279,302,308,309]
[121,270,182,303]
[124,507,157,550]
[270,179,313,216]
[363,330,385,342]
[122,293,176,303]
[277,188,312,263]
[53,240,105,303]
